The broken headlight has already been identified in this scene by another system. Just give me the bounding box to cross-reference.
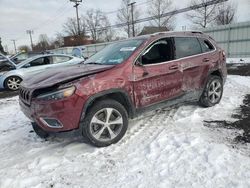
[37,86,76,100]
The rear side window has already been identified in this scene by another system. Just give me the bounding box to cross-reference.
[174,37,202,59]
[52,56,71,64]
[198,38,215,53]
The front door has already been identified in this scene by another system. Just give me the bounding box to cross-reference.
[132,38,183,108]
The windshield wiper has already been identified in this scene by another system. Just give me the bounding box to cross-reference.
[85,62,104,65]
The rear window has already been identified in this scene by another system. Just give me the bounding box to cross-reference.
[198,38,215,53]
[174,37,202,59]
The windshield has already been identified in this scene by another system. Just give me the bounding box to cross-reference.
[17,56,40,68]
[84,39,145,65]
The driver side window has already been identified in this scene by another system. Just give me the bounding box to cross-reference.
[141,38,174,65]
[29,57,51,67]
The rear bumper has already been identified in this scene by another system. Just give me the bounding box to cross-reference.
[19,94,85,132]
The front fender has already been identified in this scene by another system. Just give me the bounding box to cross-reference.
[79,88,136,121]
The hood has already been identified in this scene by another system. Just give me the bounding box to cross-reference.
[21,63,114,89]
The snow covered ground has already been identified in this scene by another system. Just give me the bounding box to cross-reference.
[227,58,250,64]
[0,75,250,188]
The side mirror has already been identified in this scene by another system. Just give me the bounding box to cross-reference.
[135,56,143,66]
[24,63,31,68]
[135,56,149,77]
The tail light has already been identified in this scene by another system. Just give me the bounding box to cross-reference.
[222,50,226,61]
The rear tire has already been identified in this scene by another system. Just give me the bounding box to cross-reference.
[32,122,49,139]
[81,99,128,147]
[199,75,223,107]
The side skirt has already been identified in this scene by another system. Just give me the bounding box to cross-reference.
[133,90,202,118]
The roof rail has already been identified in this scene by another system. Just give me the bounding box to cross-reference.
[150,30,204,35]
[187,30,203,34]
[150,31,175,36]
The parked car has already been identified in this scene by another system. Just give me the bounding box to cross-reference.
[19,31,227,147]
[1,51,48,65]
[0,54,83,90]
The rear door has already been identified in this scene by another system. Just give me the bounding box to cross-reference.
[174,37,206,93]
[132,37,183,108]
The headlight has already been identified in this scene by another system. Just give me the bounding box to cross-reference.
[37,86,76,100]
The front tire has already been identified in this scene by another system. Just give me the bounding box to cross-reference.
[82,99,128,147]
[5,76,22,91]
[199,75,223,107]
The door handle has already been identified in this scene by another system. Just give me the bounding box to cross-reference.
[169,65,178,70]
[203,58,210,62]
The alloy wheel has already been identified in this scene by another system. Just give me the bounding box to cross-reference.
[208,80,222,104]
[7,77,22,90]
[90,108,123,142]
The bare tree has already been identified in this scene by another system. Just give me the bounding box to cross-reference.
[33,34,54,51]
[85,9,113,42]
[148,0,175,30]
[0,37,6,55]
[100,18,114,42]
[186,0,218,28]
[117,0,140,37]
[63,16,86,36]
[53,33,64,47]
[215,2,236,25]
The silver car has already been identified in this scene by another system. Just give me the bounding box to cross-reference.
[0,54,83,91]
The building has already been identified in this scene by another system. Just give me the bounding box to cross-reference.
[63,35,94,47]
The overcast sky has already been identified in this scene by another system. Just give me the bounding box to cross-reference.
[0,0,249,53]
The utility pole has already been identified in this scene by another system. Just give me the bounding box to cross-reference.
[128,2,136,37]
[70,0,82,36]
[11,39,17,53]
[26,30,34,51]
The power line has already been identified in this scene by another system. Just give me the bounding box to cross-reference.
[11,1,71,43]
[8,0,227,50]
[84,0,228,33]
[32,1,71,31]
[102,0,153,15]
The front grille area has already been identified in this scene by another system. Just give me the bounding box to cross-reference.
[19,87,32,105]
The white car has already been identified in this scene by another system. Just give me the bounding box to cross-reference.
[0,54,84,91]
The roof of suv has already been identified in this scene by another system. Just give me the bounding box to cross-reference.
[130,31,214,45]
[133,31,207,40]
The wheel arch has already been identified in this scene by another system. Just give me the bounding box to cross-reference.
[81,89,136,121]
[210,69,223,79]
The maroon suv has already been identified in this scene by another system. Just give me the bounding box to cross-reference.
[19,31,227,147]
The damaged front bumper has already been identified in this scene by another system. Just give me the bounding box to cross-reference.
[19,94,85,132]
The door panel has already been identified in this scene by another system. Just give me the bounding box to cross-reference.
[174,37,208,92]
[133,62,183,108]
[181,56,206,91]
[132,37,183,108]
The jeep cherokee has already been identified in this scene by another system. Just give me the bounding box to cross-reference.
[19,31,227,147]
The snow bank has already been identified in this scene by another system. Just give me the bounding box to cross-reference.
[0,76,250,188]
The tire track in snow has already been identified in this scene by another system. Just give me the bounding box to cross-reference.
[94,107,180,158]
